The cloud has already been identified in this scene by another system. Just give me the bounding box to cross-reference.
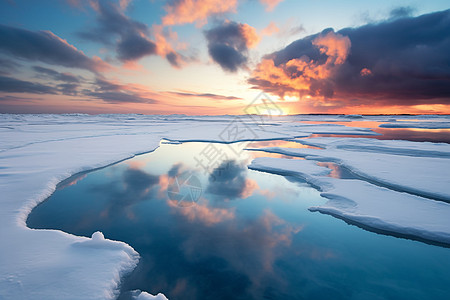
[123,168,160,195]
[389,6,415,19]
[92,166,160,219]
[0,75,57,94]
[79,1,189,66]
[83,77,157,103]
[57,83,80,96]
[89,91,153,104]
[261,22,279,36]
[0,57,20,75]
[205,21,259,72]
[162,0,238,26]
[0,24,108,73]
[33,66,81,83]
[168,91,241,100]
[0,95,43,102]
[168,200,235,226]
[259,0,283,12]
[206,160,258,200]
[65,0,95,9]
[249,29,350,97]
[78,0,157,62]
[180,208,303,279]
[165,51,183,68]
[249,9,450,107]
[261,20,305,41]
[152,24,192,68]
[116,33,156,61]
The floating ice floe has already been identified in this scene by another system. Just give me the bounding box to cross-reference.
[247,137,450,202]
[248,136,450,246]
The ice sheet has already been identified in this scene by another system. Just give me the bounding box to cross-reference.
[249,157,450,245]
[1,113,449,299]
[248,138,450,201]
[379,121,450,129]
[0,114,302,299]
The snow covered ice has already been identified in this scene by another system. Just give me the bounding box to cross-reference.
[1,113,450,299]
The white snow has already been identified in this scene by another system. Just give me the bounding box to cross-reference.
[1,113,450,300]
[311,178,450,244]
[248,138,450,201]
[249,157,450,245]
[248,132,450,245]
[0,113,303,300]
[292,137,450,158]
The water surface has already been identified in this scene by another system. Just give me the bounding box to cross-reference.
[27,140,450,300]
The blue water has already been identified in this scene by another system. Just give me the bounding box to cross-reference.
[27,141,450,300]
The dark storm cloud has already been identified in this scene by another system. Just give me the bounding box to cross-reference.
[78,0,157,62]
[249,9,450,106]
[33,66,81,83]
[0,24,106,73]
[0,75,57,94]
[204,21,258,72]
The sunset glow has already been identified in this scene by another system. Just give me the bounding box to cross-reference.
[0,0,449,115]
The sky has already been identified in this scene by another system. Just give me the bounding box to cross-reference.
[0,0,449,115]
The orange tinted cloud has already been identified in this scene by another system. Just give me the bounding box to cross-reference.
[240,178,259,199]
[126,160,147,170]
[168,199,235,226]
[261,21,280,36]
[260,0,283,11]
[251,11,450,113]
[360,68,372,76]
[312,31,351,65]
[152,25,188,68]
[253,210,303,270]
[250,31,351,97]
[240,23,260,48]
[162,0,238,27]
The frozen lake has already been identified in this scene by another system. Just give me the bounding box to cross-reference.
[28,140,450,300]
